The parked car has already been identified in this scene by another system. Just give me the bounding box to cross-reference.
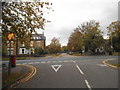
[68,52,73,55]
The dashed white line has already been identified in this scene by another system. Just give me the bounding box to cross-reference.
[69,60,73,62]
[41,62,46,63]
[23,63,27,64]
[85,80,92,90]
[63,61,68,62]
[52,61,56,63]
[47,61,51,63]
[35,62,40,64]
[58,61,62,62]
[73,61,76,63]
[28,63,33,64]
[76,65,84,75]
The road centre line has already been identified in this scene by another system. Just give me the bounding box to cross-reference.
[85,80,92,90]
[76,65,84,75]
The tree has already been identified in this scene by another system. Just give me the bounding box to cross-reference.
[61,46,68,53]
[107,21,120,52]
[78,20,104,53]
[67,29,83,52]
[34,47,46,56]
[67,20,104,54]
[47,37,61,54]
[2,1,52,55]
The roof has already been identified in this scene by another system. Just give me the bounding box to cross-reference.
[31,34,46,40]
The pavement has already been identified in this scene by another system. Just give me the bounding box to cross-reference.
[2,64,36,89]
[108,59,119,64]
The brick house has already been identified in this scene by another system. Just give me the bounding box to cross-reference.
[3,33,46,56]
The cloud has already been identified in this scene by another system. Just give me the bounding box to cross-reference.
[39,0,119,46]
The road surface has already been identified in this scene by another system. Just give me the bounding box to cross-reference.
[6,54,120,89]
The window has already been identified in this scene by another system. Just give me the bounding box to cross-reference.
[7,48,14,55]
[7,42,14,47]
[30,41,33,47]
[35,37,38,39]
[39,37,41,39]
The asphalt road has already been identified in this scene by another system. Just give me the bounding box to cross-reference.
[9,54,120,88]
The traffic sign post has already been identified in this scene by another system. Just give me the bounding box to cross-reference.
[8,40,11,75]
[7,33,14,75]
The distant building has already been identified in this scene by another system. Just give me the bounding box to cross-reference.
[3,33,46,56]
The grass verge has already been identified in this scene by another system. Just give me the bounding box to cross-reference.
[2,57,26,61]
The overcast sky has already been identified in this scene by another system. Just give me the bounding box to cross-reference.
[38,0,119,46]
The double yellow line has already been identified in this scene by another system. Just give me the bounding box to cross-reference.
[103,60,120,69]
[17,64,36,83]
[8,64,36,88]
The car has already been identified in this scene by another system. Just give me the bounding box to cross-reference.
[68,52,73,55]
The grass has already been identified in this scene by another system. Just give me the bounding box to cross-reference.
[52,54,60,56]
[2,57,26,61]
[73,53,84,56]
[2,54,61,61]
[112,52,120,56]
[2,72,23,87]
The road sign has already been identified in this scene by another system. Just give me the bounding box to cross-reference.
[7,33,14,40]
[51,65,62,72]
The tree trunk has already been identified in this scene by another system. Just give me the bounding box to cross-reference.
[16,40,19,56]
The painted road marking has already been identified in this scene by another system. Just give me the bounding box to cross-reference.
[58,61,62,62]
[85,80,92,90]
[97,64,108,67]
[64,61,68,62]
[47,61,51,63]
[52,61,56,63]
[41,62,46,63]
[73,60,76,63]
[69,60,73,62]
[76,65,84,75]
[28,63,33,64]
[35,62,40,64]
[51,65,62,72]
[23,63,27,64]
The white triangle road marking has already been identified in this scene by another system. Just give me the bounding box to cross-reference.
[51,65,62,72]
